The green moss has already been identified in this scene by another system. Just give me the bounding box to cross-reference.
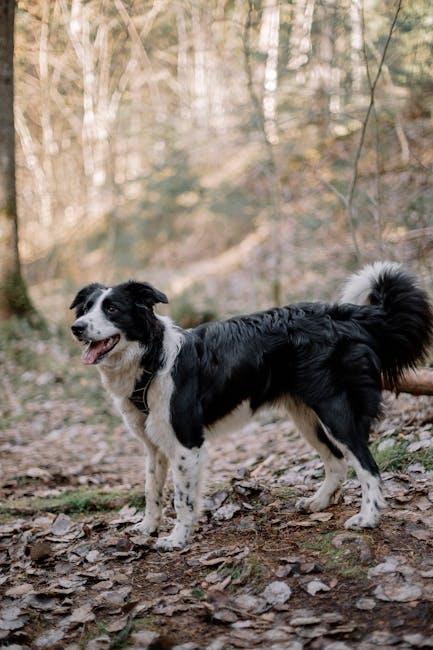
[191,587,205,600]
[3,268,43,326]
[0,487,145,516]
[371,438,433,472]
[300,531,369,578]
[271,486,297,499]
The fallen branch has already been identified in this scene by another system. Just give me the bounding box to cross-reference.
[384,368,433,396]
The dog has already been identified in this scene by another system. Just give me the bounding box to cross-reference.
[70,262,432,550]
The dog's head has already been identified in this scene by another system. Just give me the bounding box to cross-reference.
[70,281,168,365]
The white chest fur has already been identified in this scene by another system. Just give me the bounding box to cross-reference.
[99,344,148,441]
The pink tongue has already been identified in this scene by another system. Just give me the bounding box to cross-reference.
[82,340,109,365]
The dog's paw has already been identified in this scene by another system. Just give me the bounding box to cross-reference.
[344,512,380,530]
[295,495,329,513]
[153,534,186,552]
[132,518,158,538]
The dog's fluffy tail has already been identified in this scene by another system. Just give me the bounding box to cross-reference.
[341,261,433,389]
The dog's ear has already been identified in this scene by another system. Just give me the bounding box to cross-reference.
[126,281,169,309]
[69,283,106,312]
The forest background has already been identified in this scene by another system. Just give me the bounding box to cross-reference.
[7,0,433,325]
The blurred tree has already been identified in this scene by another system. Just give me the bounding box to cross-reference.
[0,0,35,321]
[8,0,433,316]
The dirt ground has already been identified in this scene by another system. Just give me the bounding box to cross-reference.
[1,329,433,649]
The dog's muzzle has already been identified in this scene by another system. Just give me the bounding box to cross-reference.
[71,321,87,340]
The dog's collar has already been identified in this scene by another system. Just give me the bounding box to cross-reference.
[129,368,155,415]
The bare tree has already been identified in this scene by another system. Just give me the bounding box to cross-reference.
[0,0,35,320]
[243,0,283,305]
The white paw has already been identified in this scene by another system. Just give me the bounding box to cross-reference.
[296,495,329,513]
[132,518,158,537]
[344,511,380,530]
[153,534,186,551]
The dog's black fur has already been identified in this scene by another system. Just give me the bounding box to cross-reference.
[170,269,432,470]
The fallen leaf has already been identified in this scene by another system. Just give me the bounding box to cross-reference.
[70,604,95,624]
[355,597,376,610]
[51,513,73,536]
[25,593,58,611]
[290,615,322,626]
[305,580,330,596]
[213,608,238,624]
[35,628,65,647]
[262,581,292,607]
[309,512,333,521]
[146,572,168,584]
[374,581,422,602]
[29,541,52,562]
[5,583,34,598]
[213,503,241,521]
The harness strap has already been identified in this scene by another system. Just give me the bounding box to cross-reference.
[128,368,155,415]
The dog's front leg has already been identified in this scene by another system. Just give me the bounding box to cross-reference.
[134,441,168,537]
[154,445,207,551]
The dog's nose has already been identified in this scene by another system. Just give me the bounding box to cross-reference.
[71,322,87,337]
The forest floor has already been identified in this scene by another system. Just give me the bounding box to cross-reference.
[1,326,433,650]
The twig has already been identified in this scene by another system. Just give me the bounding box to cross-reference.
[242,1,283,305]
[361,0,384,255]
[347,0,403,261]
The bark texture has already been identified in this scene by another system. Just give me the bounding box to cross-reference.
[0,0,35,320]
[388,369,433,397]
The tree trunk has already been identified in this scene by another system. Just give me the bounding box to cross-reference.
[385,369,433,397]
[0,0,35,320]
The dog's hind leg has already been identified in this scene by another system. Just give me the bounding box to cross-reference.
[134,441,168,537]
[344,445,386,529]
[286,401,347,513]
[154,444,207,551]
[315,393,386,529]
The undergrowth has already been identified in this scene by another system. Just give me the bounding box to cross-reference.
[370,438,433,472]
[0,487,146,518]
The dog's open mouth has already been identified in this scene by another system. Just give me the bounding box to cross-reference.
[81,335,120,365]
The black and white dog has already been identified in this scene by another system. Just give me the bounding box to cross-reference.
[70,262,432,550]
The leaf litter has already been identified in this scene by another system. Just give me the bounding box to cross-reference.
[2,339,433,647]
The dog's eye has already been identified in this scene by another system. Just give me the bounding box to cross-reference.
[106,304,117,314]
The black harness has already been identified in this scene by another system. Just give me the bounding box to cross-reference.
[128,368,155,415]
